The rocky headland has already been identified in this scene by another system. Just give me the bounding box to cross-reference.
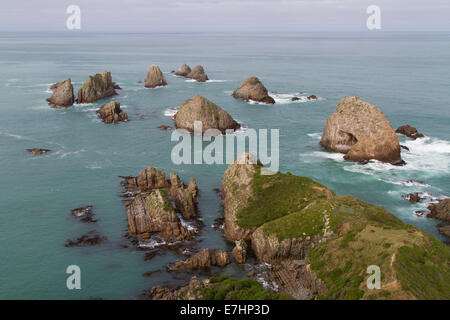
[232,76,275,104]
[174,94,240,134]
[320,97,404,165]
[218,153,450,300]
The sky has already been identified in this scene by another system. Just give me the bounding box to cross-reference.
[0,0,449,32]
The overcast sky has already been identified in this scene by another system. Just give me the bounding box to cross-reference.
[1,0,449,32]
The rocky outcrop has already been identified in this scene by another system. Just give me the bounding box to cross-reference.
[169,173,198,220]
[438,225,450,238]
[125,190,194,242]
[65,231,106,247]
[47,78,74,107]
[27,148,51,155]
[232,240,248,264]
[170,248,231,270]
[96,101,128,124]
[145,65,167,88]
[185,65,208,82]
[77,71,118,103]
[427,199,450,222]
[222,153,260,241]
[149,277,205,300]
[124,167,170,192]
[71,206,97,223]
[232,76,275,104]
[121,167,199,242]
[158,125,171,130]
[320,97,403,165]
[307,95,318,100]
[174,94,240,134]
[175,64,191,77]
[396,125,424,140]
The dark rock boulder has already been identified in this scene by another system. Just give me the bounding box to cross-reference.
[27,148,51,155]
[396,125,424,140]
[65,231,106,247]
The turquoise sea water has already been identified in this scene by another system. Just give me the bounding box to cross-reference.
[0,32,449,299]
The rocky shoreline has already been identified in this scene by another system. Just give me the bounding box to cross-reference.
[42,64,449,300]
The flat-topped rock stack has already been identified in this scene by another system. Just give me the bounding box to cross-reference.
[96,101,128,124]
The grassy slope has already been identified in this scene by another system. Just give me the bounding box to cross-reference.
[234,168,450,300]
[201,276,293,300]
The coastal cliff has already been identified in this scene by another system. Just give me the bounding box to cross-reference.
[221,153,450,300]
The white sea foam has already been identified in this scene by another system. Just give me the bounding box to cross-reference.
[56,148,86,159]
[164,106,178,117]
[206,79,228,83]
[307,132,322,140]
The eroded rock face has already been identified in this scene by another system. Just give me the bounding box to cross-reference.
[438,225,450,238]
[47,78,74,107]
[145,65,167,88]
[149,276,205,300]
[125,190,194,242]
[427,199,450,222]
[251,229,325,263]
[175,64,192,77]
[77,71,118,103]
[174,94,240,134]
[125,167,170,192]
[221,153,260,241]
[320,97,403,165]
[170,248,231,270]
[122,167,199,242]
[96,101,128,124]
[396,125,424,140]
[186,65,208,82]
[169,173,198,220]
[232,76,275,104]
[232,240,248,264]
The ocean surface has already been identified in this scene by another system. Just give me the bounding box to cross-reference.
[0,32,449,299]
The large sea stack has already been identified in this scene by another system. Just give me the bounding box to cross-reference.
[145,65,167,88]
[174,94,240,134]
[47,78,74,107]
[232,76,275,104]
[185,65,209,82]
[320,97,403,165]
[77,71,118,103]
